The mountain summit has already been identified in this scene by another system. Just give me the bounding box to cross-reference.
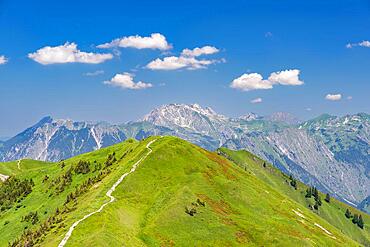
[143,103,228,129]
[143,103,234,142]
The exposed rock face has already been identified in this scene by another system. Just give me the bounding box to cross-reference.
[0,117,127,162]
[1,104,369,208]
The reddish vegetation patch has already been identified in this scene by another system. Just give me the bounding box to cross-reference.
[160,239,175,247]
[202,165,218,183]
[222,217,237,226]
[279,226,305,239]
[235,230,250,244]
[198,194,232,216]
[155,233,175,247]
[198,148,237,180]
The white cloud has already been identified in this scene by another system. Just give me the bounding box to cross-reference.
[146,56,218,70]
[84,70,104,76]
[28,42,113,65]
[0,55,8,64]
[250,97,263,104]
[146,56,187,70]
[104,72,152,90]
[268,69,303,85]
[97,33,171,50]
[347,96,353,100]
[359,41,370,47]
[306,107,312,111]
[346,40,370,48]
[325,94,342,101]
[265,32,273,38]
[230,69,303,91]
[230,73,273,91]
[146,45,223,71]
[181,46,219,57]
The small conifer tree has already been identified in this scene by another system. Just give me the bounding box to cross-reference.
[345,209,351,219]
[305,188,312,198]
[317,196,322,206]
[358,215,364,229]
[352,214,359,224]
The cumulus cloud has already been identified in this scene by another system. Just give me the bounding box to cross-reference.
[104,73,152,90]
[84,70,104,76]
[146,56,218,70]
[97,33,171,50]
[230,73,273,91]
[0,55,8,64]
[346,40,370,48]
[28,42,113,65]
[250,97,263,104]
[265,32,273,38]
[268,69,303,85]
[325,94,342,101]
[181,46,219,57]
[146,45,222,70]
[230,69,303,91]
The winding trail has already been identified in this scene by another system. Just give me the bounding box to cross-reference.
[0,160,22,182]
[58,138,159,247]
[0,173,9,182]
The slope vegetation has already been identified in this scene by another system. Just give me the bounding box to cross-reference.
[0,136,368,246]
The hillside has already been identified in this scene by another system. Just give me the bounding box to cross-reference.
[0,136,369,246]
[218,147,370,245]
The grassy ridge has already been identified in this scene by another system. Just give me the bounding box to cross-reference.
[218,147,370,245]
[0,136,368,246]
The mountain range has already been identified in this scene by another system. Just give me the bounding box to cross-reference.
[0,103,369,211]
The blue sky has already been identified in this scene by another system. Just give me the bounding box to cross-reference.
[0,0,369,137]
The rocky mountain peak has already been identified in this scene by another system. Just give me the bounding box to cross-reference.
[142,103,228,126]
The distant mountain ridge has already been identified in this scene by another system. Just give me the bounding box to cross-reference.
[0,103,369,210]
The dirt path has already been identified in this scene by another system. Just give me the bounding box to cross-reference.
[17,160,21,170]
[58,138,159,247]
[0,173,9,182]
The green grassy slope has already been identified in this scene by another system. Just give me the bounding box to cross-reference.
[218,147,370,246]
[0,138,145,246]
[0,136,368,246]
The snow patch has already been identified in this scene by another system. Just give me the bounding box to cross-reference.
[292,209,306,219]
[342,197,357,207]
[314,223,336,239]
[90,127,102,149]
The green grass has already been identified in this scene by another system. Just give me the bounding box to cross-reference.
[218,147,370,245]
[0,136,368,246]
